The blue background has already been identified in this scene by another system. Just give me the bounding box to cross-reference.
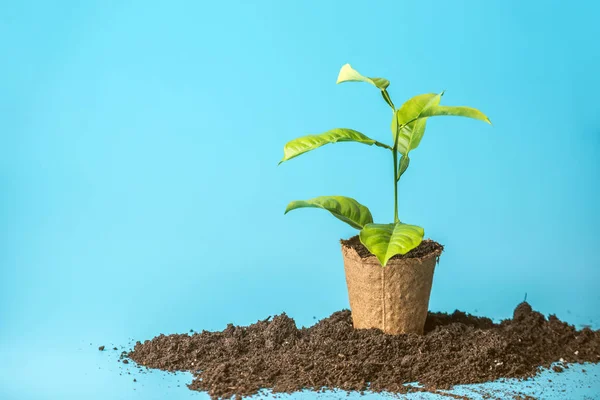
[1,1,599,399]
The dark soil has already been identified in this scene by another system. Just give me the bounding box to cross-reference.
[127,303,600,399]
[341,235,444,260]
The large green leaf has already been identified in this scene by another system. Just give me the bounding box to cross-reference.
[359,222,424,266]
[393,93,441,155]
[336,64,390,90]
[392,92,491,155]
[419,105,491,124]
[285,196,373,230]
[280,128,386,164]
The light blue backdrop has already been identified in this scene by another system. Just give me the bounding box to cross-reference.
[1,1,599,399]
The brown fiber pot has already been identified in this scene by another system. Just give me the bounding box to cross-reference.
[341,240,443,335]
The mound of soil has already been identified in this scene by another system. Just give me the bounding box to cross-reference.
[127,303,600,399]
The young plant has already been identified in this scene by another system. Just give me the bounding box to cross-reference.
[280,64,491,266]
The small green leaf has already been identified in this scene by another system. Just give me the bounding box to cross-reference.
[280,128,379,164]
[397,155,410,181]
[285,196,373,230]
[336,64,390,90]
[381,90,395,110]
[359,222,424,266]
[419,105,492,124]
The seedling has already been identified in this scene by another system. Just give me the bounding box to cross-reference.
[280,64,491,266]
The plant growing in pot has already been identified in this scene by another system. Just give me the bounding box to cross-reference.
[280,64,491,335]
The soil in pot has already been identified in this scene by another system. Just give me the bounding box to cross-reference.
[126,302,600,399]
[340,236,444,260]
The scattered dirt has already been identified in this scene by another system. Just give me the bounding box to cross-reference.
[127,303,600,399]
[341,235,444,260]
[98,345,105,351]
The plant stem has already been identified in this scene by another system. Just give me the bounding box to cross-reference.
[392,118,415,224]
[393,147,399,223]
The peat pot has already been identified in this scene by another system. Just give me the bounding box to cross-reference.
[341,237,443,335]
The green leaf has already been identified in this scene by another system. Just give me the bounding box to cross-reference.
[359,222,425,266]
[280,128,384,164]
[393,92,491,155]
[285,196,373,230]
[381,90,395,110]
[336,64,390,90]
[393,93,441,155]
[397,155,410,181]
[419,105,492,124]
